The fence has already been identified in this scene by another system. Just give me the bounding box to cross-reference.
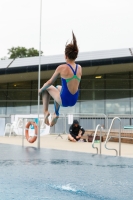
[49,113,65,135]
[107,114,133,129]
[64,113,108,134]
[2,113,133,136]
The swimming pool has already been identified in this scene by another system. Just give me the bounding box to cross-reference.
[0,143,132,200]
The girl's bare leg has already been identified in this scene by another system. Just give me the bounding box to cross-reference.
[46,85,62,127]
[50,113,59,127]
[42,91,51,125]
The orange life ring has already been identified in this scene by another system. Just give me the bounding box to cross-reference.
[25,121,38,143]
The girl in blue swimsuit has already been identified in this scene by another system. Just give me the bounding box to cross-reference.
[39,32,82,127]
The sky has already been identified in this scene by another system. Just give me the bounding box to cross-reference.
[0,0,133,59]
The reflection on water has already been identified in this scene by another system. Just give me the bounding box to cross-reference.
[1,157,133,169]
[25,146,38,152]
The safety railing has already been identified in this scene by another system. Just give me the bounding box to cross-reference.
[3,113,133,154]
[106,114,133,148]
[92,124,103,154]
[64,113,108,134]
[107,114,133,129]
[2,114,51,147]
[21,116,51,147]
[0,115,10,118]
[105,117,121,156]
[50,113,65,139]
[21,114,65,147]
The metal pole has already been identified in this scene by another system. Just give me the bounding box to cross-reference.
[119,120,121,156]
[100,127,102,154]
[22,118,24,147]
[37,0,42,149]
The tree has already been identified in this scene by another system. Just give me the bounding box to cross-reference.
[7,46,43,59]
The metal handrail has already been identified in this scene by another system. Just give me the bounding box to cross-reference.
[105,117,121,156]
[92,124,103,154]
[0,115,10,118]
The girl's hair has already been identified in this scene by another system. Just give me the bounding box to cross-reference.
[65,31,79,60]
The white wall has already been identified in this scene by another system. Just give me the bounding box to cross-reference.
[0,118,5,136]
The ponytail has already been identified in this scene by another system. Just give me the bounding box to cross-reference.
[65,31,79,60]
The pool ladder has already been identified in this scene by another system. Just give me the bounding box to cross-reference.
[92,117,121,156]
[92,124,103,154]
[105,117,121,156]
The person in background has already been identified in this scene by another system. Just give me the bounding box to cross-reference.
[68,120,85,142]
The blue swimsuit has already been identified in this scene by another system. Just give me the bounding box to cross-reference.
[54,63,80,116]
[60,63,80,107]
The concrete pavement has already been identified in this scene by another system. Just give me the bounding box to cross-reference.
[0,134,133,158]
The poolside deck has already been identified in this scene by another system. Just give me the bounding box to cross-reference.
[0,134,133,158]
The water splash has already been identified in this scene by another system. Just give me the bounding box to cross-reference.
[48,183,84,194]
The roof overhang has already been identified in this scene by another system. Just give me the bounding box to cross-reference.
[0,48,133,83]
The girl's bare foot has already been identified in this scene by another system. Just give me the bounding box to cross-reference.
[50,113,59,127]
[44,112,50,126]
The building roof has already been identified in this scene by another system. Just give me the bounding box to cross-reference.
[0,59,13,69]
[0,48,133,81]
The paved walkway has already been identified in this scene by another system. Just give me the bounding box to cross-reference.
[0,134,133,158]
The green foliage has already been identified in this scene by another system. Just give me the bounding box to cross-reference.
[8,46,43,59]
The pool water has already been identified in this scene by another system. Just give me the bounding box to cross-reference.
[0,143,133,200]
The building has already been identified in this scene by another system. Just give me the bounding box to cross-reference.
[0,48,133,117]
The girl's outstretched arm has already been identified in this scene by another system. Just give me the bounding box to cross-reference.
[38,66,60,95]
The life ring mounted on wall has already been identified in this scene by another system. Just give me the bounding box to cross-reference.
[25,121,38,143]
